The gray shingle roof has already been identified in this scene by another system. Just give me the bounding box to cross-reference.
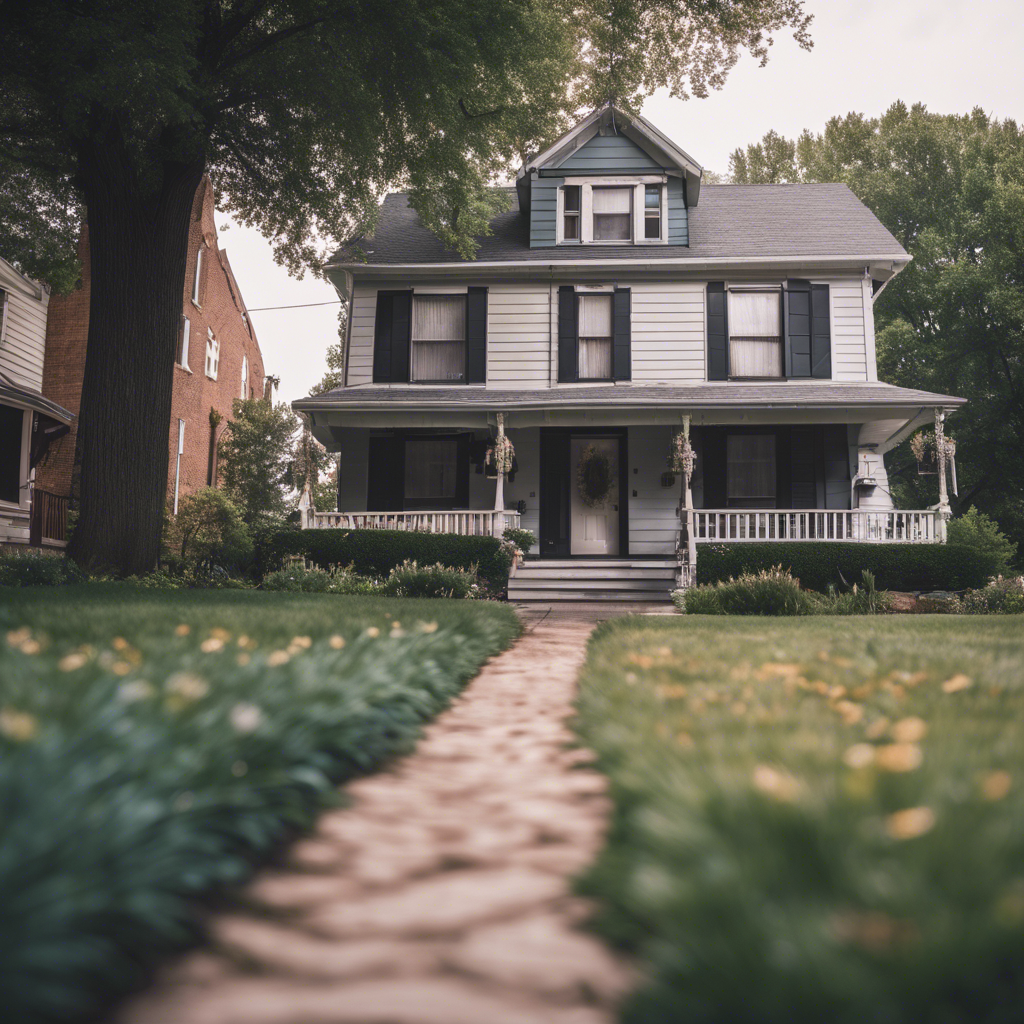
[296,381,963,411]
[332,184,908,267]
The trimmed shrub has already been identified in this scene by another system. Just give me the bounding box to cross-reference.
[382,560,478,599]
[947,506,1018,574]
[0,551,86,587]
[696,542,998,592]
[954,575,1024,614]
[259,528,513,596]
[503,527,536,553]
[677,567,813,616]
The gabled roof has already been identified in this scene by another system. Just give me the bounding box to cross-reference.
[329,184,909,269]
[519,104,703,204]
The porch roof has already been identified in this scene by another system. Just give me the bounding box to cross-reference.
[295,381,964,415]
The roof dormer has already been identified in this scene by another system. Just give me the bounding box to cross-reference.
[516,104,702,249]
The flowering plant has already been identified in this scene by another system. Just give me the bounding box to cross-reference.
[669,432,697,477]
[909,431,956,462]
[485,434,515,475]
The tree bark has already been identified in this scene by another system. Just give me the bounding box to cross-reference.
[67,126,205,574]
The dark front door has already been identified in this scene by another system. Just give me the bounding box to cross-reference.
[539,428,628,558]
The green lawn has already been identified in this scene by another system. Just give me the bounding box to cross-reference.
[573,615,1024,1024]
[0,585,518,1023]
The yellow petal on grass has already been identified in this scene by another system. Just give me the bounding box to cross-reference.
[731,701,748,716]
[655,684,688,700]
[290,636,312,649]
[0,709,38,742]
[752,764,802,802]
[942,674,972,693]
[112,637,130,651]
[892,717,928,743]
[19,639,42,655]
[417,621,438,634]
[236,653,251,667]
[392,621,402,629]
[266,650,291,667]
[58,652,89,672]
[755,662,803,681]
[628,653,655,669]
[835,700,864,726]
[876,744,923,772]
[111,660,133,676]
[843,743,876,770]
[200,637,225,653]
[329,635,346,649]
[865,717,890,740]
[364,627,380,639]
[164,672,209,702]
[885,806,936,840]
[982,771,1012,801]
[6,627,31,647]
[174,624,191,637]
[209,627,232,641]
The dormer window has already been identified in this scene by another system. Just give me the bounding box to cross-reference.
[563,185,580,240]
[592,187,632,241]
[644,185,662,239]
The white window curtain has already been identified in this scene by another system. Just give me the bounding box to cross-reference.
[592,188,632,241]
[578,294,613,379]
[177,315,191,368]
[727,434,776,507]
[240,355,248,398]
[404,438,458,506]
[729,290,782,377]
[411,296,466,382]
[205,330,219,379]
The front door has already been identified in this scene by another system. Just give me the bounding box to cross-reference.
[569,437,620,555]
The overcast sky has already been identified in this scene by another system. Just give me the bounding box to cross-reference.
[226,0,1024,405]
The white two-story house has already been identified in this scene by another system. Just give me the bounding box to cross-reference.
[294,104,964,601]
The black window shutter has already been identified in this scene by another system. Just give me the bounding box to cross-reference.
[371,292,394,382]
[706,282,728,380]
[466,287,487,383]
[367,435,405,510]
[612,288,631,380]
[810,283,832,379]
[557,286,578,383]
[372,290,412,383]
[785,280,812,378]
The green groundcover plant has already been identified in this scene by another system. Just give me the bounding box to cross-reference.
[0,585,518,1023]
[574,616,1024,1023]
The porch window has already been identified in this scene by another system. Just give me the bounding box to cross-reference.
[592,187,632,241]
[0,404,25,505]
[578,294,613,379]
[411,295,466,382]
[727,433,776,507]
[563,185,580,240]
[729,290,782,378]
[644,185,662,239]
[404,438,458,508]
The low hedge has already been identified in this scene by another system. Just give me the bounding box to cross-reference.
[259,528,513,595]
[696,542,998,592]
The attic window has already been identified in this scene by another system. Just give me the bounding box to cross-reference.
[563,186,580,240]
[592,187,632,241]
[644,185,662,239]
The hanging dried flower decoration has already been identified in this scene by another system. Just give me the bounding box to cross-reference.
[909,430,955,473]
[485,434,515,475]
[669,432,696,477]
[576,445,615,507]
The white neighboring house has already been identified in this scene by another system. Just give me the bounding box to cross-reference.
[294,104,965,602]
[0,256,74,548]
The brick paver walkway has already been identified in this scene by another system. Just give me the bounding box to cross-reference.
[118,611,630,1024]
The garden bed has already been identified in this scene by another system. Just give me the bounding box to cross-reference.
[0,585,518,1022]
[574,615,1024,1023]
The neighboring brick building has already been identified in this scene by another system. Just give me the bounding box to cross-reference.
[38,177,266,510]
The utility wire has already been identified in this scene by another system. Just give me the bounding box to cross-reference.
[246,300,342,311]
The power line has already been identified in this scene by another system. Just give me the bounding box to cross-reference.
[246,300,342,311]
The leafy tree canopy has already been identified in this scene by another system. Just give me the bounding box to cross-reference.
[729,102,1024,550]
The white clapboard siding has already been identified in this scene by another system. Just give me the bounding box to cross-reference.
[627,425,678,555]
[827,277,868,382]
[345,284,379,387]
[487,285,551,388]
[630,282,704,383]
[0,263,49,392]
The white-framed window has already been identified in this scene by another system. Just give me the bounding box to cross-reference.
[205,329,219,379]
[563,185,581,240]
[176,315,191,369]
[578,293,613,380]
[592,186,633,241]
[240,354,248,398]
[557,178,667,245]
[191,246,203,306]
[727,434,776,508]
[728,288,783,378]
[410,295,466,382]
[644,185,662,239]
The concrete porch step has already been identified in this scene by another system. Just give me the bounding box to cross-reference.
[510,577,673,591]
[514,566,677,580]
[509,588,674,602]
[525,559,676,569]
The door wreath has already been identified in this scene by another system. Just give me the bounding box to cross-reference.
[576,445,615,507]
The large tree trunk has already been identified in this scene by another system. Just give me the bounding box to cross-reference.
[67,128,205,574]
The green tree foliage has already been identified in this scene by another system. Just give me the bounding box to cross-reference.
[218,399,298,526]
[165,487,252,568]
[947,506,1019,575]
[729,103,1024,549]
[1,0,811,573]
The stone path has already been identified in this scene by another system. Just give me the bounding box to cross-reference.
[118,609,632,1024]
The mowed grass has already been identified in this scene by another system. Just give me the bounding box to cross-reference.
[0,585,519,1023]
[574,615,1024,1024]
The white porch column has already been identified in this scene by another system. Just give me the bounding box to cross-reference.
[676,414,696,585]
[934,408,950,542]
[493,412,505,537]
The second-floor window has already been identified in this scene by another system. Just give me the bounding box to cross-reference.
[240,355,248,398]
[592,187,632,241]
[410,295,465,382]
[728,289,783,378]
[205,329,219,379]
[578,294,613,379]
[563,185,580,240]
[176,315,191,369]
[644,185,662,239]
[191,246,203,305]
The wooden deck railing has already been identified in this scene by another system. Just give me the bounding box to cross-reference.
[310,510,521,537]
[691,509,940,544]
[29,489,69,546]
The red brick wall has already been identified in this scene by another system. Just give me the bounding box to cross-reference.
[38,177,266,509]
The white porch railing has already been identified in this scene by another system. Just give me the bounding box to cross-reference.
[692,509,940,544]
[310,510,521,537]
